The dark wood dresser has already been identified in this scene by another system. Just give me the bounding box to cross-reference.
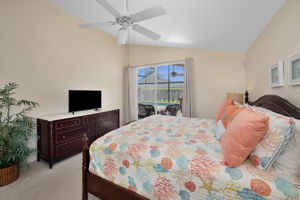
[37,109,119,169]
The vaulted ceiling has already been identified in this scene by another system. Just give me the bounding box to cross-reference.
[48,0,286,52]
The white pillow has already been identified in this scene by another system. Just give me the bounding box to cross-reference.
[249,106,295,170]
[272,119,300,181]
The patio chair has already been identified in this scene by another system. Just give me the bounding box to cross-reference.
[162,104,181,116]
[138,104,155,119]
[178,98,183,111]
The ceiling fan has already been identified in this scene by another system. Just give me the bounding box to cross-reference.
[79,0,167,45]
[170,65,184,77]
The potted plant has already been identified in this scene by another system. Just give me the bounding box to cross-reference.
[0,83,38,186]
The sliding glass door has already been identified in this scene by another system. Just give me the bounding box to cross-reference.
[138,64,184,118]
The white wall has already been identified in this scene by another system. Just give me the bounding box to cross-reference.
[129,45,246,119]
[246,0,300,106]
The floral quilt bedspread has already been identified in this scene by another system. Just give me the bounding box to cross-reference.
[89,115,299,200]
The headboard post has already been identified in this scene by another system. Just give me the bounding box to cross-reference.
[245,91,249,104]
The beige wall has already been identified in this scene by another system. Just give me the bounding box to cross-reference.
[0,0,127,119]
[129,45,246,118]
[0,0,127,161]
[246,0,300,106]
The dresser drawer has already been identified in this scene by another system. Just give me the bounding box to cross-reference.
[99,112,114,119]
[55,127,91,144]
[83,115,99,124]
[55,133,93,158]
[99,112,108,120]
[53,118,81,131]
[55,139,82,158]
[95,128,115,140]
[95,126,117,139]
[96,119,117,132]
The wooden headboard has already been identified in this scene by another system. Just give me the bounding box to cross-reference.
[244,91,300,120]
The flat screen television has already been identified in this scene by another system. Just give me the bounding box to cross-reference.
[69,90,102,112]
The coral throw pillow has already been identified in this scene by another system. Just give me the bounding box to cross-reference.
[221,105,245,128]
[221,108,269,167]
[215,99,234,122]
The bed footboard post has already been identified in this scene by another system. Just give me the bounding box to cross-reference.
[82,134,89,200]
[245,91,249,104]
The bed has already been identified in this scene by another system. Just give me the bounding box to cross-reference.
[82,92,300,200]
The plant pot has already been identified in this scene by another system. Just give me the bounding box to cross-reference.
[0,164,19,186]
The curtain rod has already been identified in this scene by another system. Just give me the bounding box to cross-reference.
[129,59,185,68]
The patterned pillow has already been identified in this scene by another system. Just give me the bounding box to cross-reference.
[249,106,295,170]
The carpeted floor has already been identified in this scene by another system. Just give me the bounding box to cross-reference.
[0,154,98,200]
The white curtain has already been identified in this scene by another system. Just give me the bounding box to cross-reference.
[182,57,196,117]
[124,67,138,123]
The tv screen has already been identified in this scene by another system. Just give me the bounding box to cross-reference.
[69,90,102,112]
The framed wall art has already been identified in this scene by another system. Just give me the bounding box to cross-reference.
[288,53,300,85]
[269,61,284,87]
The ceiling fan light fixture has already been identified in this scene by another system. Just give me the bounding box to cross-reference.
[118,28,128,45]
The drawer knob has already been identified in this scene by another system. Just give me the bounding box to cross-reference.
[62,136,66,139]
[62,147,66,151]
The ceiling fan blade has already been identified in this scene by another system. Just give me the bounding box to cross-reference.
[96,0,121,17]
[124,0,129,13]
[78,21,115,29]
[118,28,128,45]
[132,24,161,40]
[130,5,166,23]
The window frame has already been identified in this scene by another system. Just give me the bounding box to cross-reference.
[137,63,185,107]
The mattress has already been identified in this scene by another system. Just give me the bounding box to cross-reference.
[89,115,299,200]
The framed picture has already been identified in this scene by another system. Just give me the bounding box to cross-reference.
[269,61,284,87]
[288,53,300,85]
